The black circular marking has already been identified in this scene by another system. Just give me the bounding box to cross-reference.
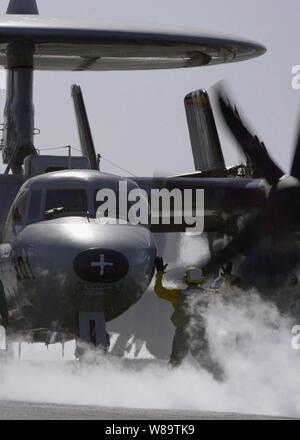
[74,248,129,283]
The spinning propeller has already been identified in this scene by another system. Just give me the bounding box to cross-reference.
[203,87,300,275]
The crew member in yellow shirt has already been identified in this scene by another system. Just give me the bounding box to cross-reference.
[154,257,223,379]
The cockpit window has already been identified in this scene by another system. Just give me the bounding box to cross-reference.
[45,189,88,218]
[28,190,42,222]
[12,191,28,223]
[3,190,28,239]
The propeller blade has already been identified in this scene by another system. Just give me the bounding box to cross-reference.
[202,212,263,275]
[218,93,284,185]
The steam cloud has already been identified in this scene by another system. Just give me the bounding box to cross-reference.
[0,287,299,418]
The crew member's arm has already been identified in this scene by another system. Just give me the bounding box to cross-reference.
[208,273,240,293]
[153,257,179,309]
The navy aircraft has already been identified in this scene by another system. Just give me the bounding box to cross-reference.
[0,0,267,354]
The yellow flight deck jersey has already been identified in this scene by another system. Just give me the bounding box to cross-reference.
[154,271,179,309]
[154,271,208,328]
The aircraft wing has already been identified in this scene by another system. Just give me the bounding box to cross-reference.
[133,177,268,233]
[0,16,266,71]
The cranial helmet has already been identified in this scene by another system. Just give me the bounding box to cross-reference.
[184,267,204,285]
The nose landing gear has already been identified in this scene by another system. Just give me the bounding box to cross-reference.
[75,311,110,361]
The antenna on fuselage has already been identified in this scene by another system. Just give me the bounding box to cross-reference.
[6,0,39,15]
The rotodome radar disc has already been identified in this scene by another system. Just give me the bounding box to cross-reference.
[0,14,266,71]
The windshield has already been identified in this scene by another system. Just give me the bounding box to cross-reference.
[3,190,29,238]
[12,190,28,223]
[44,189,88,218]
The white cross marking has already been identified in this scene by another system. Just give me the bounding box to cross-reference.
[91,254,114,276]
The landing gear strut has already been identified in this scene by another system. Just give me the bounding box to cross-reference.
[75,311,110,361]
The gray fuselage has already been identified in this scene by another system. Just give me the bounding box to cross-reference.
[0,170,157,340]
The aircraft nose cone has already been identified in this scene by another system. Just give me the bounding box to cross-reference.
[73,248,129,283]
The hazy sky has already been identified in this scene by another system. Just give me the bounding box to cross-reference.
[1,0,300,177]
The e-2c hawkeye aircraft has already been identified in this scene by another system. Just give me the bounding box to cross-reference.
[0,0,267,354]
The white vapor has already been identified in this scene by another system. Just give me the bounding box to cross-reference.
[179,233,210,266]
[0,289,300,418]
